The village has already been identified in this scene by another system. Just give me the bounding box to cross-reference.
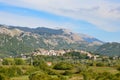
[18,48,120,61]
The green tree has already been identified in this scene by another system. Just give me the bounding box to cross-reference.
[33,59,47,69]
[7,66,23,77]
[2,58,14,65]
[14,58,25,65]
[54,62,73,70]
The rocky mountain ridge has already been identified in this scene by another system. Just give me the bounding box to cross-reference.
[0,24,103,57]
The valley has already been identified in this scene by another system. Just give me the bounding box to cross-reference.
[0,24,120,80]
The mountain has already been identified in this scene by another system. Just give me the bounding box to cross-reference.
[95,42,120,56]
[0,24,103,57]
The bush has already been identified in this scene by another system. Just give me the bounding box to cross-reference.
[22,66,39,75]
[75,64,88,74]
[0,66,23,77]
[62,70,73,76]
[14,58,25,65]
[29,71,52,80]
[7,66,23,77]
[96,62,105,67]
[0,67,7,75]
[54,62,73,70]
[115,72,120,79]
[95,72,116,80]
[2,58,14,65]
[82,72,93,80]
[33,60,47,70]
[45,69,58,75]
[117,66,120,71]
[0,74,9,80]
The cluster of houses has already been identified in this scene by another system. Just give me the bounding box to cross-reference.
[32,49,69,56]
[0,48,120,66]
[0,47,119,63]
[31,48,120,61]
[31,48,99,59]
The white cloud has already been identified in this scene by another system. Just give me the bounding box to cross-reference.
[0,0,120,32]
[0,11,77,31]
[0,11,61,28]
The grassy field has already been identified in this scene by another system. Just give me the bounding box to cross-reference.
[9,66,118,80]
[1,64,118,80]
[89,66,118,74]
[11,76,29,80]
[69,66,119,80]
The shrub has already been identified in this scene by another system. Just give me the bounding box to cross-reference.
[75,64,88,74]
[14,58,25,65]
[7,66,23,77]
[33,60,47,70]
[117,66,120,71]
[23,66,39,75]
[96,62,105,67]
[29,71,52,80]
[45,69,58,75]
[54,62,73,70]
[58,75,67,80]
[0,74,9,80]
[62,70,73,76]
[95,72,115,80]
[82,72,92,80]
[2,58,14,65]
[0,67,7,75]
[115,72,120,79]
[0,66,23,77]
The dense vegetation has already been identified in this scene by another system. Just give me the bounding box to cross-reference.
[0,24,120,80]
[0,34,34,57]
[0,51,120,80]
[96,42,120,56]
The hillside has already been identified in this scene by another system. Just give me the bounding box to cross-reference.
[95,42,120,56]
[0,24,103,57]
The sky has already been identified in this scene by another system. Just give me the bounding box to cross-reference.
[0,0,120,42]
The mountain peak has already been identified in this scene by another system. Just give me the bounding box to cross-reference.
[0,27,23,37]
[0,24,104,57]
[0,24,103,44]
